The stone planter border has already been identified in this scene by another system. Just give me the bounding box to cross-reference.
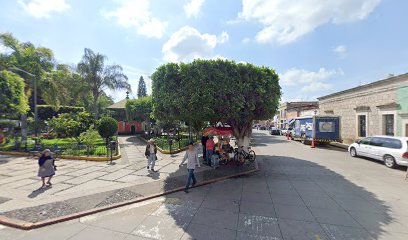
[0,146,121,161]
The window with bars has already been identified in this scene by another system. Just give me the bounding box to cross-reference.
[383,114,394,136]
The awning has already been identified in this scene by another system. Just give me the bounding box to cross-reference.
[285,118,295,125]
[203,127,233,136]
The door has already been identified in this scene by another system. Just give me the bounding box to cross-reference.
[357,137,372,157]
[369,137,384,160]
[405,124,408,137]
[131,125,136,135]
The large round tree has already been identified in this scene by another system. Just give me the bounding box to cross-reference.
[151,59,281,147]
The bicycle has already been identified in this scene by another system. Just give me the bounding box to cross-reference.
[233,146,256,165]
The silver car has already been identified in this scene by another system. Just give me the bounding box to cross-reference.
[348,136,408,168]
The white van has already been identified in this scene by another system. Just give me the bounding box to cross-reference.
[348,136,408,168]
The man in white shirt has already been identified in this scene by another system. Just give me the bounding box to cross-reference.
[145,139,158,172]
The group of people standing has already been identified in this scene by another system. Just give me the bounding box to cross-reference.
[201,135,233,167]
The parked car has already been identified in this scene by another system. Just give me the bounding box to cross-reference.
[253,124,261,129]
[281,128,293,136]
[348,136,408,168]
[269,127,281,135]
[258,125,267,130]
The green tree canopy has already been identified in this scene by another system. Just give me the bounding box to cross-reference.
[151,59,281,146]
[77,48,131,119]
[137,76,147,98]
[1,32,55,140]
[0,70,29,117]
[125,95,152,122]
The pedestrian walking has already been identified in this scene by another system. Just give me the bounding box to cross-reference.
[206,136,215,166]
[145,139,158,172]
[201,135,209,162]
[37,149,56,189]
[179,142,200,193]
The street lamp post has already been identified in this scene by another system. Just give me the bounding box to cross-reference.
[8,67,38,137]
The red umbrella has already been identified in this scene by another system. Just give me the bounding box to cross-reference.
[203,127,233,136]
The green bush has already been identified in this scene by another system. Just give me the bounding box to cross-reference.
[79,126,100,156]
[48,112,94,142]
[97,117,118,145]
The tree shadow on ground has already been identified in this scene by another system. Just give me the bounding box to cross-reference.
[159,154,393,240]
[0,159,10,165]
[0,155,14,164]
[124,136,145,145]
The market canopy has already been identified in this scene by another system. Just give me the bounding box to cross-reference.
[203,127,233,136]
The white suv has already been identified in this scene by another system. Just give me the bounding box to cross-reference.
[348,136,408,168]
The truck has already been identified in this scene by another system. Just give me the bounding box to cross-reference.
[289,116,341,144]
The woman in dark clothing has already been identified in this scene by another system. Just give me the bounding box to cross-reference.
[38,149,55,188]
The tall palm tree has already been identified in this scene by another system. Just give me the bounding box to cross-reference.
[77,48,131,119]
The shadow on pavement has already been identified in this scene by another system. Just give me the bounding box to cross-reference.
[27,187,50,199]
[0,159,10,165]
[124,136,145,145]
[160,154,393,240]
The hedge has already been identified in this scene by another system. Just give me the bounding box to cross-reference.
[37,105,85,120]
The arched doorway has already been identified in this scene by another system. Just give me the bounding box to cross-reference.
[131,125,136,135]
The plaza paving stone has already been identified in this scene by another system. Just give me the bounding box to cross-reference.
[0,136,256,224]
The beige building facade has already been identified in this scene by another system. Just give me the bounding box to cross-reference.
[318,73,408,144]
[276,102,319,129]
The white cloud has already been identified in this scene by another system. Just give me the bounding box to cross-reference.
[184,0,205,18]
[280,68,343,92]
[238,0,381,44]
[18,0,70,18]
[211,55,228,60]
[333,45,347,57]
[242,37,251,44]
[217,32,229,44]
[102,0,168,39]
[301,82,332,92]
[162,26,227,62]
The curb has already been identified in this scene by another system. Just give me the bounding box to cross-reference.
[0,167,258,230]
[329,142,349,150]
[139,137,200,154]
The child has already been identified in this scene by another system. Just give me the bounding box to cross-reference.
[145,139,158,172]
[179,142,200,193]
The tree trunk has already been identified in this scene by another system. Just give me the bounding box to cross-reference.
[93,96,99,119]
[21,114,27,142]
[232,122,252,151]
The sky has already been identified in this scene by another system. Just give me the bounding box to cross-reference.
[1,0,408,102]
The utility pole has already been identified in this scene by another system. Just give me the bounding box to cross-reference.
[9,67,38,137]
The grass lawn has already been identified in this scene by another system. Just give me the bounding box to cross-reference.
[0,136,117,157]
[151,135,201,151]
